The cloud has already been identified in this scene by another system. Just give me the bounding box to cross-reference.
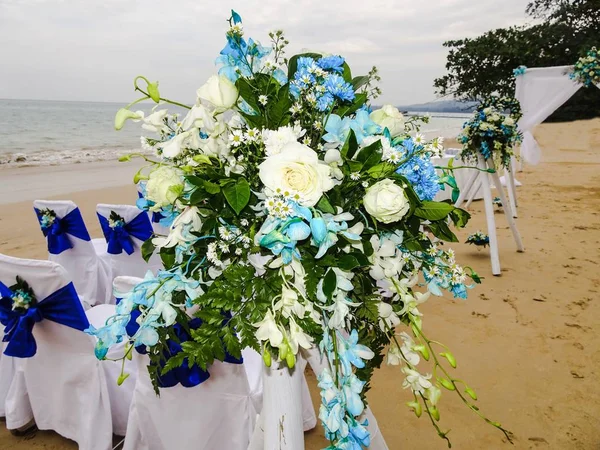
[0,0,531,105]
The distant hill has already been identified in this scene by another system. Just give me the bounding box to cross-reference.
[396,100,478,113]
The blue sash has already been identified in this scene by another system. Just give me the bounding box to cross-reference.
[0,281,89,358]
[127,312,242,388]
[34,208,91,255]
[98,211,153,255]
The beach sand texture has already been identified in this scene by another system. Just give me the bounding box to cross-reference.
[0,119,598,449]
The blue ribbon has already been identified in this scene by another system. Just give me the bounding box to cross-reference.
[98,211,153,255]
[127,312,242,388]
[0,281,89,358]
[137,192,165,224]
[34,208,91,255]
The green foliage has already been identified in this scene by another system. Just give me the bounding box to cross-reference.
[222,178,251,215]
[434,0,600,121]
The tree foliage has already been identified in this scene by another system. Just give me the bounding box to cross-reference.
[434,0,600,121]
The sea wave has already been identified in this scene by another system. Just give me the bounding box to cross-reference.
[0,146,153,168]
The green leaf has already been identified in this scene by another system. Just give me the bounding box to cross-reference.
[367,162,394,179]
[235,78,261,113]
[189,188,209,205]
[223,178,250,215]
[323,269,337,299]
[141,238,155,263]
[337,254,360,271]
[336,93,367,118]
[414,201,455,222]
[160,248,176,268]
[316,195,335,214]
[449,208,470,228]
[428,221,458,242]
[239,111,264,129]
[351,75,370,91]
[340,129,358,159]
[202,180,221,194]
[268,83,292,127]
[356,139,382,171]
[342,62,352,83]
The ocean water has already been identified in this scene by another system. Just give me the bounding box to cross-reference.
[0,99,469,167]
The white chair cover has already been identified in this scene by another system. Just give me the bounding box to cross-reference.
[433,153,483,202]
[96,204,162,278]
[0,254,114,450]
[33,200,112,306]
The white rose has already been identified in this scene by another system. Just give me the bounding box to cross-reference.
[363,179,410,224]
[370,105,405,137]
[145,166,184,209]
[258,141,334,207]
[196,75,238,111]
[503,117,515,126]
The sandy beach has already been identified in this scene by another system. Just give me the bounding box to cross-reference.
[0,119,598,449]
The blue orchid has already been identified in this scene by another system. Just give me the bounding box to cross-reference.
[310,213,360,259]
[337,330,375,375]
[323,114,353,146]
[350,110,381,142]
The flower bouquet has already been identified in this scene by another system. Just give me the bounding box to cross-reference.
[466,231,490,249]
[570,47,600,87]
[458,96,523,170]
[89,10,511,448]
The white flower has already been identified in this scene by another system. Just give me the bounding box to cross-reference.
[262,125,305,156]
[254,310,283,348]
[426,385,442,406]
[258,142,334,207]
[274,286,305,318]
[350,172,360,181]
[145,166,183,209]
[363,179,410,224]
[369,105,405,137]
[401,367,432,394]
[258,95,268,105]
[369,235,403,280]
[288,317,313,353]
[196,75,239,111]
[140,109,169,134]
[229,130,244,147]
[159,131,192,158]
[248,253,273,276]
[398,331,420,366]
[180,104,216,132]
[413,133,425,145]
[377,301,400,331]
[387,342,403,366]
[503,116,515,126]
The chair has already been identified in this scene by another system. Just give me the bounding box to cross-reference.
[96,204,162,278]
[0,253,137,449]
[33,200,112,307]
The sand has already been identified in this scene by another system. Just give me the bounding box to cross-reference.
[0,119,599,449]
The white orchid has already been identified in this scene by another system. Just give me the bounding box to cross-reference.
[288,317,313,353]
[377,301,400,332]
[401,367,432,394]
[274,286,305,319]
[254,310,284,348]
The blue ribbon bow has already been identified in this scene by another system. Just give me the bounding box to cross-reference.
[98,211,153,255]
[127,311,242,388]
[34,208,91,255]
[0,281,89,358]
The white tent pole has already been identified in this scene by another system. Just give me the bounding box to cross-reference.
[453,169,479,208]
[465,177,482,209]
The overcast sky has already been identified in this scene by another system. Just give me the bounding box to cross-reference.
[0,0,531,105]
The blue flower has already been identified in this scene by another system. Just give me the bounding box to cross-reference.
[337,330,374,375]
[317,55,345,73]
[513,65,527,76]
[316,92,335,112]
[324,74,355,102]
[323,114,352,145]
[350,110,381,143]
[396,154,440,201]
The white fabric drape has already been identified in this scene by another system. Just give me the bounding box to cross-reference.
[515,65,581,165]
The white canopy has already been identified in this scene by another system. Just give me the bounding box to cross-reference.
[515,65,598,165]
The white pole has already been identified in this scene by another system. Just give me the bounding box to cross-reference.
[477,155,501,276]
[465,177,482,209]
[262,362,304,450]
[453,170,479,208]
[486,159,525,253]
[505,157,518,216]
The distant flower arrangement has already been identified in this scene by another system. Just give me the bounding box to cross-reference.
[513,66,527,77]
[466,231,490,248]
[570,47,599,87]
[94,10,512,448]
[458,96,523,170]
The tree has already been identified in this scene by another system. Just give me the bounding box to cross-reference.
[434,0,600,121]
